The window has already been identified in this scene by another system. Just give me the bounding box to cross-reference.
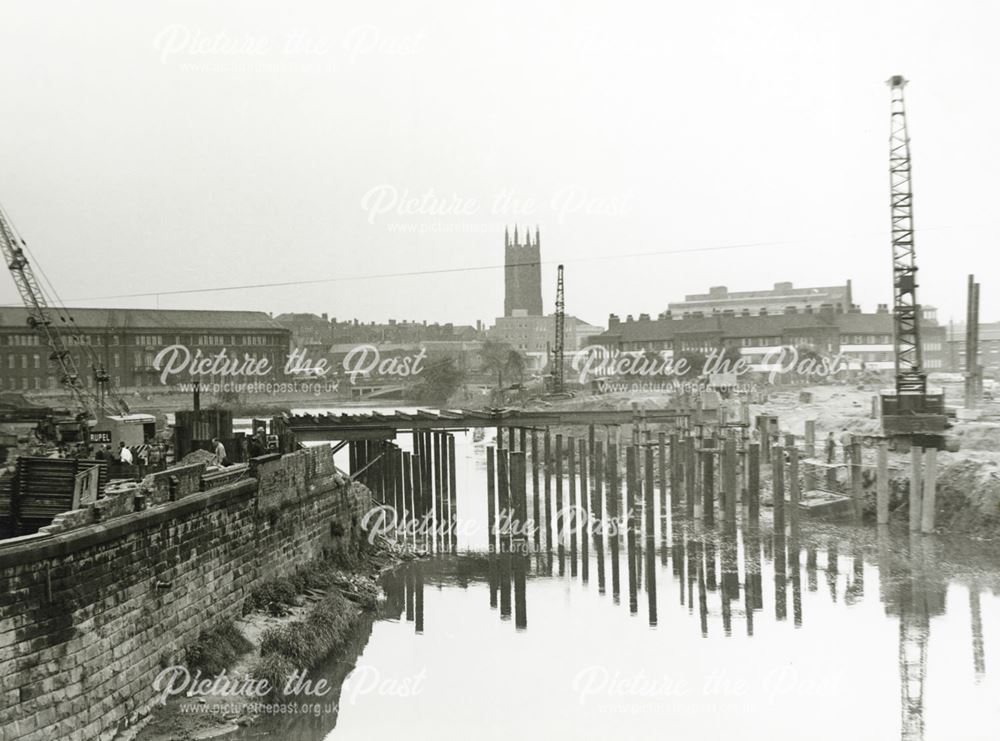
[33,354,40,369]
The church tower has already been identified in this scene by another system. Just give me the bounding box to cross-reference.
[503,225,543,316]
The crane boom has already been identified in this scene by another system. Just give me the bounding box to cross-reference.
[0,204,126,418]
[888,76,926,396]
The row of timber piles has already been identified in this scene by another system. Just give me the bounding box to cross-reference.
[487,424,773,557]
[345,412,941,555]
[486,415,939,554]
[348,431,459,551]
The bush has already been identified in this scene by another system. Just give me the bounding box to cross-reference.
[186,620,253,676]
[251,591,360,696]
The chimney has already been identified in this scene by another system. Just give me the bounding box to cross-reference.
[784,306,798,315]
[804,305,813,314]
[877,303,889,314]
[741,308,751,317]
[639,313,650,322]
[722,309,735,318]
[692,311,704,319]
[759,308,768,316]
[608,314,620,328]
[774,281,793,291]
[321,312,328,321]
[626,315,635,323]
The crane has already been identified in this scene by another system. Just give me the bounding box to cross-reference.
[882,77,943,741]
[551,264,565,394]
[880,76,946,439]
[0,202,128,423]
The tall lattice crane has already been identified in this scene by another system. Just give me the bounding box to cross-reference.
[552,264,565,394]
[0,202,127,419]
[888,75,924,394]
[881,77,946,437]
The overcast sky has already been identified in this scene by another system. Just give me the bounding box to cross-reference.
[0,1,997,328]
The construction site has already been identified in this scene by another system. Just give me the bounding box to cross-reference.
[0,10,998,733]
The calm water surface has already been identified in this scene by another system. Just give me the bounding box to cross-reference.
[236,416,1000,741]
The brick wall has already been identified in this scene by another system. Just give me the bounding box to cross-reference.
[0,445,371,741]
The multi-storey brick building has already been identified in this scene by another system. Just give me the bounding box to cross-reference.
[489,312,604,372]
[0,307,290,392]
[944,321,1000,378]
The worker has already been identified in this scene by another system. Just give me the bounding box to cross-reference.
[246,435,263,458]
[212,437,228,467]
[839,429,853,463]
[825,432,836,464]
[118,442,133,465]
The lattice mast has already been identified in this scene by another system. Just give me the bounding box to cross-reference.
[888,76,926,396]
[0,204,105,417]
[552,264,565,394]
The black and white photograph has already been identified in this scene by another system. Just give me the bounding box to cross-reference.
[1,2,998,740]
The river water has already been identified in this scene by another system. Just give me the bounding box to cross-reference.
[235,410,999,741]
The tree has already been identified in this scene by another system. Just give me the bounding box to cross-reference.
[675,350,707,380]
[719,344,744,372]
[479,339,527,405]
[793,344,825,382]
[628,349,666,377]
[411,357,466,405]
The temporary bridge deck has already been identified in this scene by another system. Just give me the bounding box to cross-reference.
[287,407,704,441]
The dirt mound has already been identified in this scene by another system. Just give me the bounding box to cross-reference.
[179,448,217,466]
[934,457,1000,536]
[951,423,1000,452]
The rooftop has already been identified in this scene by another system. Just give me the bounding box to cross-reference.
[0,307,288,332]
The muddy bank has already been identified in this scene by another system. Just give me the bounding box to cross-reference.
[126,543,417,741]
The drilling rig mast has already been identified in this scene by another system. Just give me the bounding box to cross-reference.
[881,77,946,437]
[552,264,565,394]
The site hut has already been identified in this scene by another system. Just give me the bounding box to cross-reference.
[89,413,157,449]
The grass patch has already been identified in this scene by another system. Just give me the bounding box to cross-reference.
[245,553,371,614]
[186,619,253,676]
[251,591,361,696]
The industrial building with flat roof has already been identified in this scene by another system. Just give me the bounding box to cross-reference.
[0,307,290,391]
[668,280,853,317]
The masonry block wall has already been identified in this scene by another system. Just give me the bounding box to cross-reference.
[0,446,372,741]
